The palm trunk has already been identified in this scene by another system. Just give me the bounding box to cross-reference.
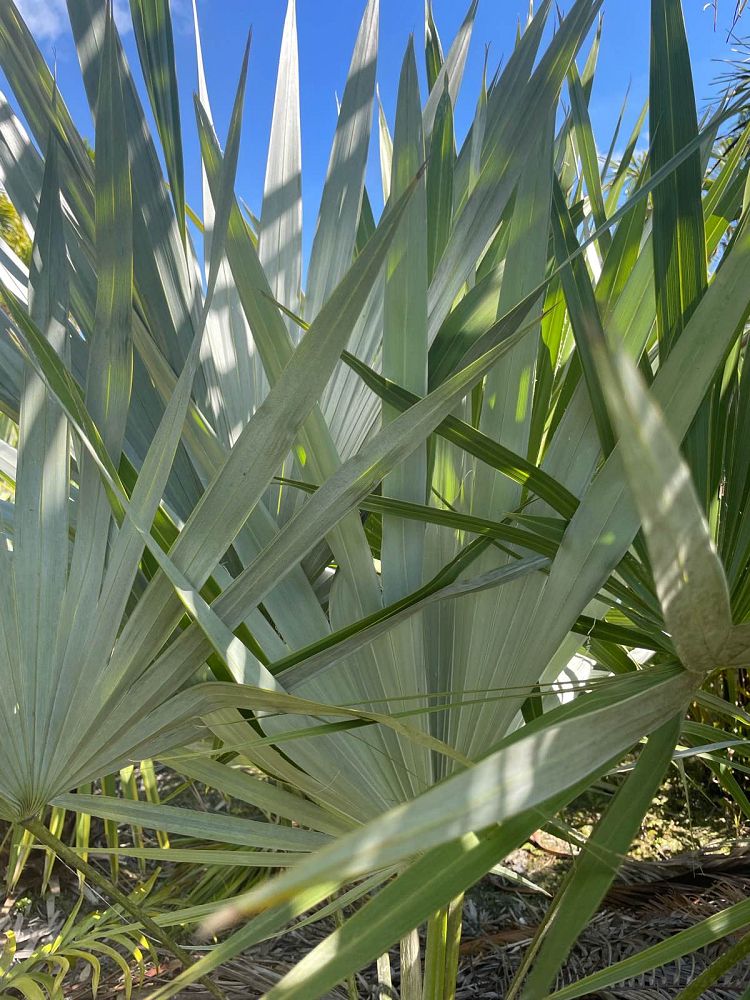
[376,951,394,998]
[423,895,464,1000]
[400,926,423,999]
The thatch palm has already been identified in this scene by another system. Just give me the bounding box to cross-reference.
[0,0,749,998]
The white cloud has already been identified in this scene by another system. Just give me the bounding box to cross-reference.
[14,0,68,41]
[113,1,132,35]
[169,0,193,35]
[15,0,132,43]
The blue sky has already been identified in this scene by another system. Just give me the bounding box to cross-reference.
[3,0,744,264]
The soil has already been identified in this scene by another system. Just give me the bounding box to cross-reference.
[2,771,749,999]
